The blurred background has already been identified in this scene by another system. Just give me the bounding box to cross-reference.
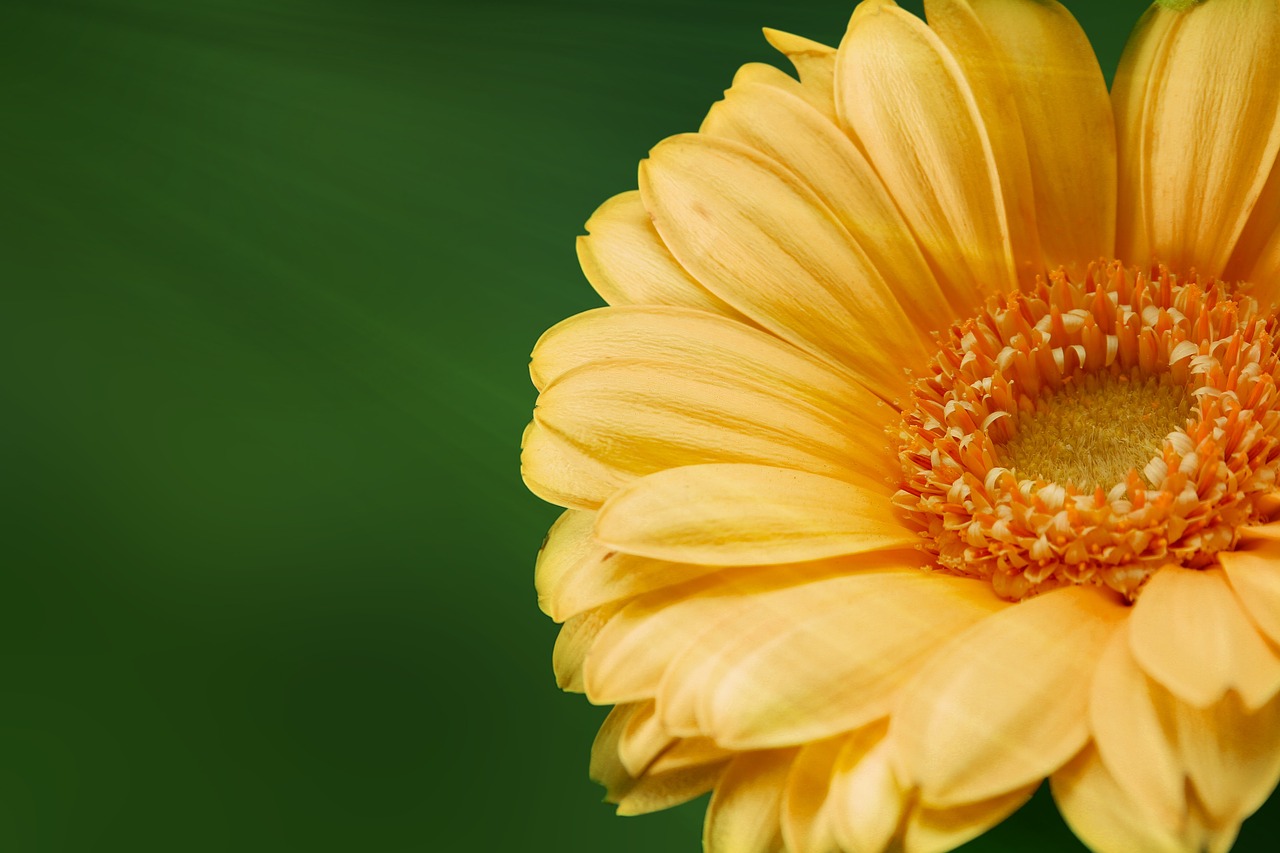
[2,0,1275,850]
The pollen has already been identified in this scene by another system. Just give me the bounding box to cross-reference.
[894,261,1280,601]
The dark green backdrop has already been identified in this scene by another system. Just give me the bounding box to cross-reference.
[2,0,1275,850]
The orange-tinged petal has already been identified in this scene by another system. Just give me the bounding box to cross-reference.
[1112,3,1178,266]
[698,572,1005,749]
[1089,620,1185,828]
[892,585,1125,806]
[762,28,837,121]
[1172,690,1280,827]
[1221,524,1280,645]
[595,464,915,567]
[1118,0,1280,277]
[836,0,1014,308]
[704,750,796,853]
[901,785,1037,853]
[923,0,1042,285]
[964,0,1116,275]
[1052,746,1189,853]
[1227,156,1280,304]
[576,190,742,317]
[701,74,957,335]
[1129,566,1280,710]
[639,132,932,401]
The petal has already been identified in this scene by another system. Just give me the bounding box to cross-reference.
[595,464,915,567]
[1171,689,1280,827]
[615,762,728,816]
[703,750,796,853]
[1111,4,1179,267]
[699,572,1006,749]
[922,0,1042,285]
[836,0,1016,306]
[530,350,888,509]
[552,601,623,693]
[639,132,932,401]
[900,785,1037,853]
[762,29,837,121]
[1089,620,1185,829]
[780,737,845,853]
[576,190,743,317]
[1117,0,1280,276]
[963,0,1116,275]
[535,509,725,622]
[1221,525,1280,645]
[1227,156,1280,304]
[700,71,958,335]
[892,585,1125,806]
[1129,566,1280,710]
[1051,746,1189,853]
[828,725,906,853]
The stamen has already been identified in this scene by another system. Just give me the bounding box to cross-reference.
[894,261,1280,601]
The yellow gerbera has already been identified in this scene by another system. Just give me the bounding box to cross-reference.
[521,0,1280,850]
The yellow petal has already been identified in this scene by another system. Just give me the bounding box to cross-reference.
[1051,745,1188,853]
[1129,566,1280,710]
[552,601,623,693]
[901,785,1037,853]
[703,750,796,853]
[1118,0,1280,276]
[615,761,728,816]
[964,0,1116,275]
[922,0,1042,285]
[596,464,915,566]
[700,72,958,336]
[1171,689,1280,827]
[531,352,885,508]
[535,509,725,623]
[836,0,1015,308]
[780,736,845,853]
[1089,620,1185,828]
[1111,4,1179,266]
[1227,157,1280,304]
[576,190,742,317]
[762,28,837,121]
[828,724,906,853]
[698,572,1005,749]
[639,132,932,401]
[892,585,1124,806]
[1220,524,1280,645]
[590,703,645,800]
[528,306,890,462]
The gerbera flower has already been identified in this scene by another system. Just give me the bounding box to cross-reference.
[521,0,1280,850]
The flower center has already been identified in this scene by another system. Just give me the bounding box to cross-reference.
[999,374,1189,491]
[894,262,1280,602]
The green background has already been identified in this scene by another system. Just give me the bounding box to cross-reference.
[2,0,1275,850]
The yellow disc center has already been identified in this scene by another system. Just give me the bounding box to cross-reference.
[997,375,1189,491]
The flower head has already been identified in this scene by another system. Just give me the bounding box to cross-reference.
[523,1,1280,850]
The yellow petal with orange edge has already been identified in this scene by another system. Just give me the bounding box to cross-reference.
[780,736,845,853]
[923,0,1042,286]
[901,784,1037,853]
[639,133,931,401]
[700,74,957,335]
[836,0,1015,307]
[1089,620,1185,828]
[552,601,623,693]
[1112,3,1178,266]
[535,509,726,623]
[704,749,795,853]
[892,585,1124,807]
[762,29,837,121]
[828,723,905,853]
[1221,523,1280,645]
[1123,0,1280,277]
[696,572,1005,749]
[1052,745,1189,853]
[576,190,742,318]
[964,0,1116,275]
[1129,566,1280,710]
[596,463,914,566]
